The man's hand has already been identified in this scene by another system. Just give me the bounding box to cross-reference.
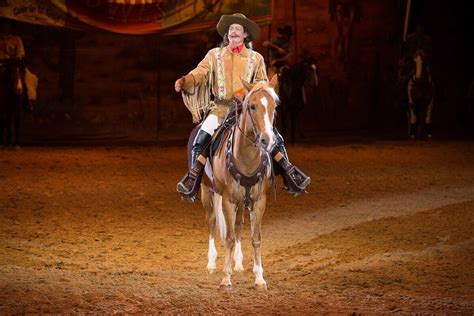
[174,77,185,92]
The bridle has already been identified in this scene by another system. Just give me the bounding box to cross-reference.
[227,88,277,210]
[235,89,276,153]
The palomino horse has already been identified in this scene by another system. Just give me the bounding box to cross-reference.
[407,49,435,139]
[278,57,318,144]
[201,77,279,290]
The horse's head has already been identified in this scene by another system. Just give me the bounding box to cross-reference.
[240,76,279,152]
[278,58,318,105]
[413,48,426,59]
[413,49,430,81]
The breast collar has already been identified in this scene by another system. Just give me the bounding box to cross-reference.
[225,128,269,211]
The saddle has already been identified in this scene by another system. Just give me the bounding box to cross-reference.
[206,97,271,210]
[209,97,243,157]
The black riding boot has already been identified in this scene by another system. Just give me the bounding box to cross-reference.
[272,129,311,196]
[177,129,212,202]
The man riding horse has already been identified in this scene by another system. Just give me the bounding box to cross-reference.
[174,13,310,202]
[0,18,25,148]
[262,24,293,80]
[399,24,433,83]
[399,25,434,138]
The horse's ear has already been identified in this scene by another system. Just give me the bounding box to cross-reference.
[269,74,278,89]
[240,78,254,92]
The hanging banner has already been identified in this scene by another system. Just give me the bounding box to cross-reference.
[0,0,67,27]
[0,0,272,35]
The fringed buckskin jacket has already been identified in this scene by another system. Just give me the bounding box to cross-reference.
[181,45,268,123]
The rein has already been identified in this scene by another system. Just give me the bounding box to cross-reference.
[235,89,274,153]
[226,89,275,210]
[235,103,264,151]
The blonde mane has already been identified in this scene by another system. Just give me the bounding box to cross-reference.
[243,81,280,107]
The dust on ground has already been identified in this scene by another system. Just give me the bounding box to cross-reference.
[0,140,473,313]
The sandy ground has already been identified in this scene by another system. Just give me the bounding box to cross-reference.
[0,140,473,313]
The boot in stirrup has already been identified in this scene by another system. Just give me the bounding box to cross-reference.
[274,152,311,196]
[272,128,311,196]
[177,129,212,202]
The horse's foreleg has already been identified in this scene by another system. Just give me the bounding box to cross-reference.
[425,86,435,137]
[220,197,237,289]
[408,80,417,138]
[201,185,217,274]
[250,196,267,290]
[233,208,245,272]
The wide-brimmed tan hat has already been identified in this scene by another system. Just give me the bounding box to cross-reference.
[216,13,260,41]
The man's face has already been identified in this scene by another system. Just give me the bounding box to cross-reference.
[227,23,247,47]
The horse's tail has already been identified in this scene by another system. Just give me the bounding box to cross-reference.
[213,193,226,243]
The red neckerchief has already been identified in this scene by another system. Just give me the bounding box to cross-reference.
[229,43,244,54]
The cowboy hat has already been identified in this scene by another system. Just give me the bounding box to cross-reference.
[216,13,260,41]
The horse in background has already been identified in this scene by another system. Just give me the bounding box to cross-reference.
[0,60,25,148]
[407,49,435,139]
[200,77,279,290]
[277,56,318,144]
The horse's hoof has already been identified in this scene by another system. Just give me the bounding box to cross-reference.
[234,264,244,272]
[219,283,232,290]
[207,267,217,274]
[255,282,268,291]
[180,195,196,203]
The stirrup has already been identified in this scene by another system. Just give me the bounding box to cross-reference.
[176,169,202,203]
[283,165,311,196]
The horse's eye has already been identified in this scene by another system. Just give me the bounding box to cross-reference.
[250,104,256,110]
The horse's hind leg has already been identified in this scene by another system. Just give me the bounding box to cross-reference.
[426,95,434,138]
[201,184,217,274]
[233,207,244,272]
[408,104,416,139]
[408,81,416,139]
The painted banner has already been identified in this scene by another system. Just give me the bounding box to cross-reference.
[0,0,272,35]
[0,0,67,27]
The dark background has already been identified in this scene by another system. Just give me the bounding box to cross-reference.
[410,0,474,132]
[10,0,474,144]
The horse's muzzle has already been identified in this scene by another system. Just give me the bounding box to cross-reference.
[257,135,275,153]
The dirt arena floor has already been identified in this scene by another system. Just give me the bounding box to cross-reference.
[1,140,473,313]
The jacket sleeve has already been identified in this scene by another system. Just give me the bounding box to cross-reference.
[252,53,269,83]
[182,49,213,94]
